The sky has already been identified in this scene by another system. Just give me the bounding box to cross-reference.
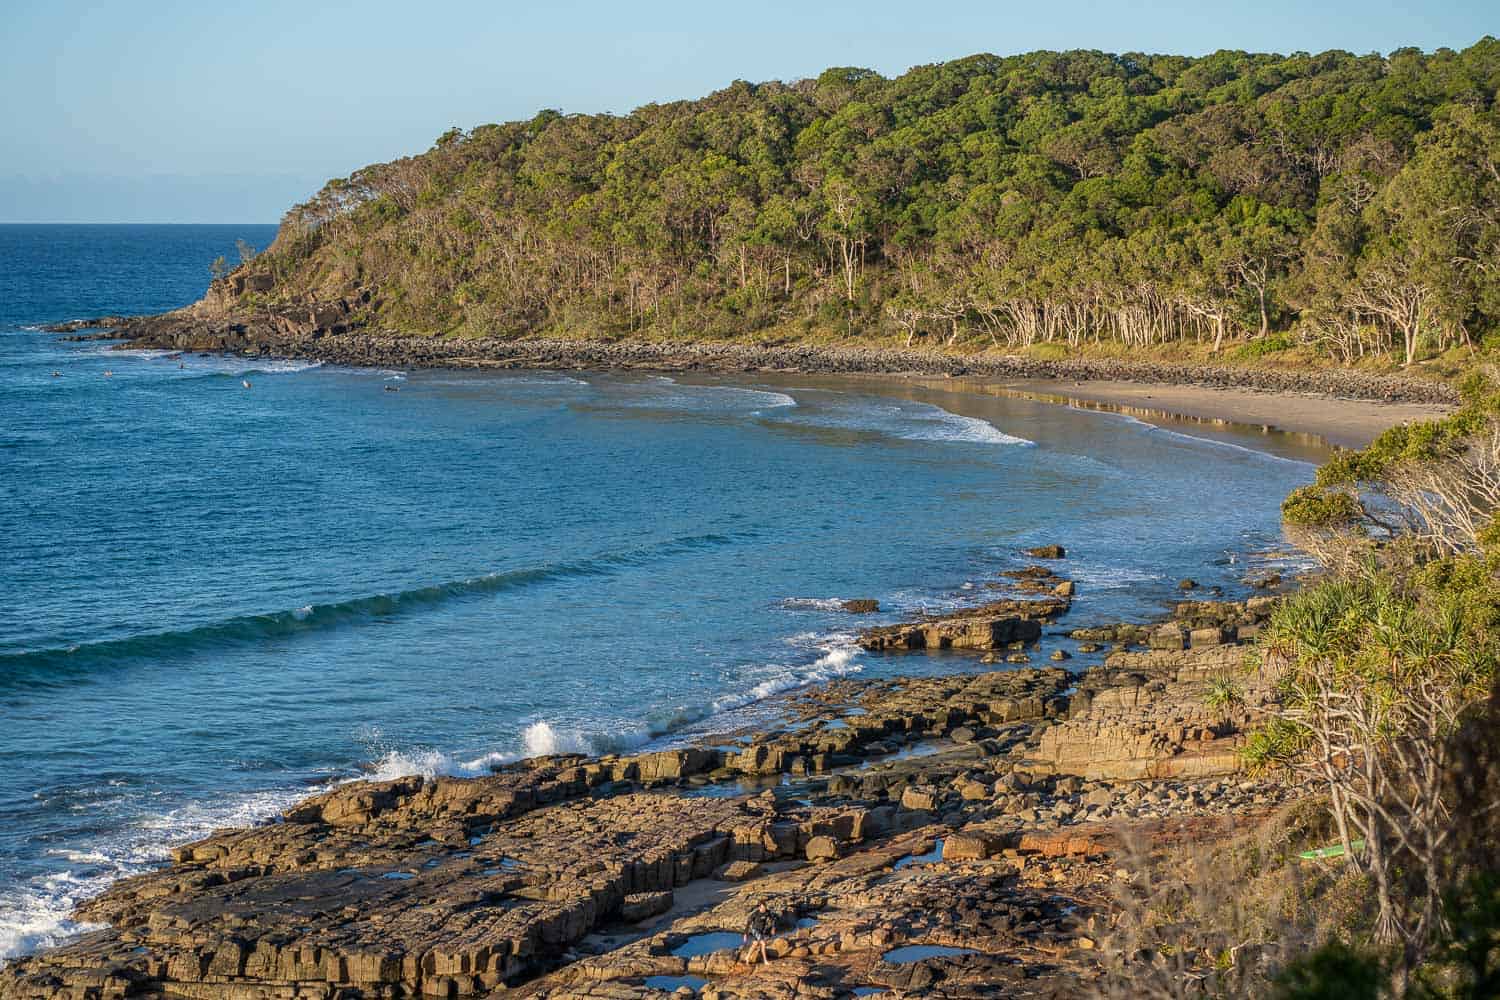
[1,0,1494,223]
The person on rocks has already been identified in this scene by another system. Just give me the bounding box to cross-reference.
[745,901,776,964]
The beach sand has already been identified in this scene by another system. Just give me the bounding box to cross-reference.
[944,376,1450,450]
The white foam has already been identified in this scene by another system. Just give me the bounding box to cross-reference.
[1065,564,1166,591]
[618,383,796,412]
[0,784,312,962]
[505,376,587,386]
[521,721,588,757]
[708,635,864,715]
[779,597,848,612]
[768,398,1030,447]
[104,347,325,377]
[899,410,1033,446]
[0,874,108,962]
[361,720,652,784]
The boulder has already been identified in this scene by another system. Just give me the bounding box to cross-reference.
[805,836,841,862]
[943,831,1003,861]
[900,786,940,812]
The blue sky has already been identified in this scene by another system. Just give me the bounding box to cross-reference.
[1,0,1493,223]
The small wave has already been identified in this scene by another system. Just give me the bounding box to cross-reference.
[899,410,1032,446]
[1107,412,1314,467]
[503,375,588,386]
[361,721,652,782]
[0,875,108,962]
[1,784,311,961]
[708,634,863,716]
[766,398,1031,447]
[613,383,796,413]
[101,348,325,377]
[1066,564,1166,590]
[1151,427,1315,467]
[0,530,756,688]
[779,597,848,612]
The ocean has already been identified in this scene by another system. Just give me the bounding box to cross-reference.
[0,224,1318,959]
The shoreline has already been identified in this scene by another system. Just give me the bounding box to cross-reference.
[5,326,1353,997]
[60,316,1457,408]
[62,320,1455,451]
[0,571,1304,999]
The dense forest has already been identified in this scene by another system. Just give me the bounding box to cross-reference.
[242,41,1500,367]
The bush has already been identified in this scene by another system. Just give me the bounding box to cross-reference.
[1230,334,1296,360]
[1272,940,1386,999]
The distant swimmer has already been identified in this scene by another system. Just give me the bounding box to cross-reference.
[241,379,252,389]
[103,370,113,377]
[51,371,61,377]
[384,385,400,392]
[178,363,185,369]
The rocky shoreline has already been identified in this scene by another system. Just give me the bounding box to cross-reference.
[53,312,1457,405]
[0,554,1307,1000]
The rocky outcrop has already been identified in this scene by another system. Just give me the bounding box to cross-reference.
[1,597,1310,1000]
[1035,599,1282,781]
[857,597,1067,653]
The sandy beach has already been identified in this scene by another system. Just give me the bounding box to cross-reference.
[970,377,1451,449]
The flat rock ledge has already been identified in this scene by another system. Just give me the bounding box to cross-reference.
[0,597,1301,1000]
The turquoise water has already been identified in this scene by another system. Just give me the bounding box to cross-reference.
[0,225,1318,959]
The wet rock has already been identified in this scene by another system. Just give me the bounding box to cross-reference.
[841,599,880,614]
[1024,545,1067,559]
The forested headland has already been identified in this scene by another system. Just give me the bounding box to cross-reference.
[229,41,1500,373]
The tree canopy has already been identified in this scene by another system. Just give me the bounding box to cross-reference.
[248,41,1500,364]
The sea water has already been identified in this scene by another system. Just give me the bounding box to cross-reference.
[0,224,1317,959]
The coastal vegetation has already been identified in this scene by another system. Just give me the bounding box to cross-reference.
[1101,376,1500,996]
[231,41,1500,373]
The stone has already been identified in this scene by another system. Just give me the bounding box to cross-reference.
[716,860,765,882]
[1050,649,1071,661]
[805,836,840,861]
[1189,626,1233,647]
[958,780,991,801]
[943,831,1003,860]
[622,890,674,922]
[841,599,880,614]
[1178,579,1199,590]
[1053,580,1076,597]
[1025,544,1067,559]
[1150,626,1188,651]
[900,786,940,812]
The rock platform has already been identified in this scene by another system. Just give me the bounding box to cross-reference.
[1,595,1302,1000]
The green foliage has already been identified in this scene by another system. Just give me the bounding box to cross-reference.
[1316,375,1500,488]
[1205,673,1246,713]
[1229,333,1296,359]
[1242,715,1307,775]
[253,41,1500,352]
[1407,874,1500,999]
[1281,485,1364,529]
[1272,939,1387,999]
